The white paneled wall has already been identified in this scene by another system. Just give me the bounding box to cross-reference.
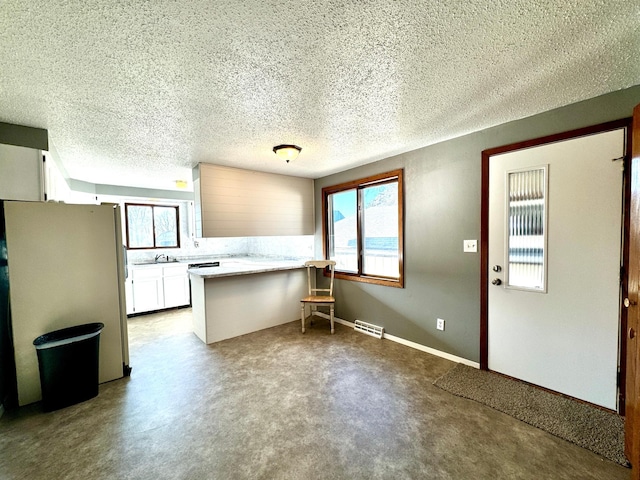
[194,164,314,237]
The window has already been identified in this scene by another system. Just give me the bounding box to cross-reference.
[506,166,547,291]
[322,169,404,288]
[125,203,180,249]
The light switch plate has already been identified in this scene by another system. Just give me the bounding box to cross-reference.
[464,239,477,253]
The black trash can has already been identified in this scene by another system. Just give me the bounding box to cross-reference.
[33,322,104,412]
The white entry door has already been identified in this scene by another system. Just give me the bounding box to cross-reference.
[488,128,625,410]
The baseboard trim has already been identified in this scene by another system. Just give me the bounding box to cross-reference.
[316,313,480,369]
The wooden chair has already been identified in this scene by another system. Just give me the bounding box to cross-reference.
[301,260,336,334]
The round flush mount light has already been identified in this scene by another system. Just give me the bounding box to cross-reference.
[175,180,188,189]
[273,144,301,163]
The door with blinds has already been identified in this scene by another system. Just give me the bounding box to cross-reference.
[487,127,625,410]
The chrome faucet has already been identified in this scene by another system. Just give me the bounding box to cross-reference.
[154,254,167,263]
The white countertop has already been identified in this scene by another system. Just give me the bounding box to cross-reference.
[187,257,308,279]
[130,261,186,268]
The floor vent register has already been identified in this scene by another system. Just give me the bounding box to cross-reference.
[354,320,384,339]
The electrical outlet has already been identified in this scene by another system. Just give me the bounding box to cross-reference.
[437,318,445,331]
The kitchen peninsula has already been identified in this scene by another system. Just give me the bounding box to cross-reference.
[189,257,309,344]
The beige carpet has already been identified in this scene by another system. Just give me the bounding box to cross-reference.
[434,363,629,467]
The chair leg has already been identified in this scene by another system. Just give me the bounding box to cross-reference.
[330,304,335,334]
[301,303,306,333]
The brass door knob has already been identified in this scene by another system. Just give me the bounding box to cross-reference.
[492,278,502,286]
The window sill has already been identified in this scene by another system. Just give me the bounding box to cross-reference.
[326,271,404,288]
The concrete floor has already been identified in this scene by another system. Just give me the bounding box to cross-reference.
[0,308,629,479]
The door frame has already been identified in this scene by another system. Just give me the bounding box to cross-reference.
[625,103,640,475]
[480,118,632,414]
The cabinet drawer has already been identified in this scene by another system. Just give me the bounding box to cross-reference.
[162,264,188,276]
[131,266,163,279]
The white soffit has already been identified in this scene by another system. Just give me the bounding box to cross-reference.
[0,0,638,190]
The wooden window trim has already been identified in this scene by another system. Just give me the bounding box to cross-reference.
[322,169,404,288]
[125,203,181,250]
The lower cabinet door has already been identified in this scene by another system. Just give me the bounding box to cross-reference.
[132,277,164,313]
[163,274,190,309]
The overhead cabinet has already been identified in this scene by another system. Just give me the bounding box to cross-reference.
[0,144,44,201]
[193,164,314,237]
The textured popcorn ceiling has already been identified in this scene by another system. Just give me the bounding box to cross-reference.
[0,1,638,190]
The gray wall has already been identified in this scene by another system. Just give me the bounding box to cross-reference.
[314,85,640,363]
[0,122,48,150]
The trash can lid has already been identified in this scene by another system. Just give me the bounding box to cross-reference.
[33,322,104,349]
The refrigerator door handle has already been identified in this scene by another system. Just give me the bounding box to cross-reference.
[123,245,128,279]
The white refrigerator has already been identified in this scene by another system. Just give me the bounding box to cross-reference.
[3,201,130,406]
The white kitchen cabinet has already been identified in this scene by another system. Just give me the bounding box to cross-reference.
[43,153,72,202]
[162,264,190,309]
[0,144,44,201]
[127,263,190,314]
[130,266,164,313]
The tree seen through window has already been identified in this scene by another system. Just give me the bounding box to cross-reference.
[125,203,179,249]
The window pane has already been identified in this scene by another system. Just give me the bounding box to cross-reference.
[126,203,179,249]
[328,189,357,272]
[507,167,546,291]
[362,182,399,277]
[322,168,404,288]
[154,206,178,247]
[127,205,154,248]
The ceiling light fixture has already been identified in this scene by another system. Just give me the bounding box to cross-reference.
[175,180,188,189]
[273,144,301,163]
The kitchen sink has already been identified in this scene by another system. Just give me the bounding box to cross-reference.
[133,259,180,265]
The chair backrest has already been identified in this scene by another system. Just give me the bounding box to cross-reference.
[305,260,336,297]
